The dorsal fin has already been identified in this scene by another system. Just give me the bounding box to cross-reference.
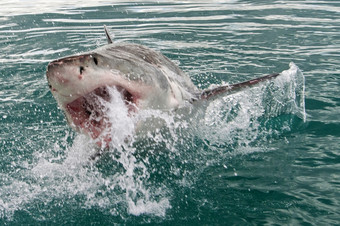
[198,73,281,101]
[104,25,113,44]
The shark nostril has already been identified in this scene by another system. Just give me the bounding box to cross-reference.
[80,66,85,74]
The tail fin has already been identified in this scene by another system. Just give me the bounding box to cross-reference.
[199,73,280,100]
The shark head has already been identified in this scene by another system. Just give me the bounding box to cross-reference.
[46,29,198,146]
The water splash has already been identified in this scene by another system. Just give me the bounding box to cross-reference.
[0,63,305,221]
[272,62,306,122]
[194,62,306,152]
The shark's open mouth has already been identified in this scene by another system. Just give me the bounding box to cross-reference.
[65,86,136,144]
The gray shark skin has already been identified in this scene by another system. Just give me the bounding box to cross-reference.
[46,26,280,147]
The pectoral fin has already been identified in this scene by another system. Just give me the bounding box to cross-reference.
[198,73,280,101]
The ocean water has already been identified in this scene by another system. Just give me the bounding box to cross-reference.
[0,0,339,225]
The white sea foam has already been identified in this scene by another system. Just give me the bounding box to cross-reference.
[0,86,173,220]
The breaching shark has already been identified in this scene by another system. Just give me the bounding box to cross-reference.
[46,26,280,147]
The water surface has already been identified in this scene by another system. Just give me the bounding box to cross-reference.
[0,0,339,225]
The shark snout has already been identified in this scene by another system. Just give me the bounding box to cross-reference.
[47,54,100,77]
[48,55,83,72]
[46,53,107,100]
[46,54,96,81]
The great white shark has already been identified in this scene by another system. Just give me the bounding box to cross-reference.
[46,26,281,147]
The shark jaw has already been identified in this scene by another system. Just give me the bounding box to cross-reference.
[65,85,136,147]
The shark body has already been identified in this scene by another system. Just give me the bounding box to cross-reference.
[46,26,280,146]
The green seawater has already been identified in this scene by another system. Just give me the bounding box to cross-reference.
[0,0,339,225]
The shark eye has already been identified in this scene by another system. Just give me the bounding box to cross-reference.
[80,66,85,74]
[93,57,98,65]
